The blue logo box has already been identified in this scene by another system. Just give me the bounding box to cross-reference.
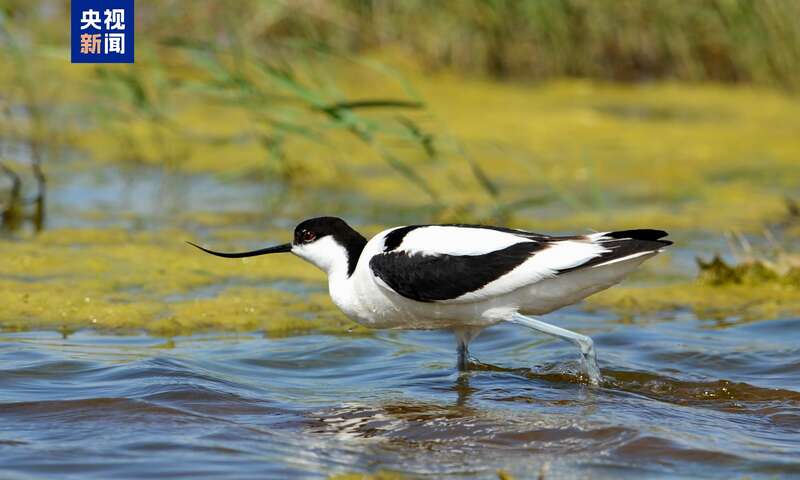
[71,0,134,63]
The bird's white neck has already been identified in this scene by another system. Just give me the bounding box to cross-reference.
[291,233,365,321]
[292,236,352,277]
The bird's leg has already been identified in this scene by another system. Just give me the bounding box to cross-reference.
[508,313,601,386]
[457,338,470,371]
[453,327,484,371]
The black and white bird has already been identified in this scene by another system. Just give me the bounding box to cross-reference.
[189,217,672,385]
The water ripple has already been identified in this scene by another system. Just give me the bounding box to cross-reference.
[1,317,799,478]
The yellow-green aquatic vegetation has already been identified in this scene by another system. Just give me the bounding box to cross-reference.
[588,280,800,324]
[4,225,799,334]
[697,255,800,287]
[588,255,800,323]
[0,228,367,336]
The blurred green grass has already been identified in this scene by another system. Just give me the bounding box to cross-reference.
[1,0,800,335]
[334,0,800,88]
[4,0,800,87]
[1,1,798,228]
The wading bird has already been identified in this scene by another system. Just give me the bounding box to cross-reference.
[189,217,671,385]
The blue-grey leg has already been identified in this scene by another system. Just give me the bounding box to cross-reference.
[457,339,469,371]
[453,327,483,372]
[508,313,601,386]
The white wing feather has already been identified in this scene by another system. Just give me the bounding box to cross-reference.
[387,226,535,256]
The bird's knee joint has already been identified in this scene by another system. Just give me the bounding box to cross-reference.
[576,336,594,355]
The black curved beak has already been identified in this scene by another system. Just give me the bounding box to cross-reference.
[187,241,292,258]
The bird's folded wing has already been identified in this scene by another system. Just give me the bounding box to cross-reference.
[369,226,671,304]
[369,226,597,303]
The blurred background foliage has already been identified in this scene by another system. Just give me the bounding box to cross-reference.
[314,0,800,87]
[1,0,799,227]
[0,0,799,332]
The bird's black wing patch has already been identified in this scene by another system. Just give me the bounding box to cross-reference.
[370,242,544,302]
[557,230,672,275]
[382,225,422,252]
[605,229,670,242]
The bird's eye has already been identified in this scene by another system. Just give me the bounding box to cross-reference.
[302,231,316,243]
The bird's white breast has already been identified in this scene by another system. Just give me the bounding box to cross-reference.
[331,229,514,329]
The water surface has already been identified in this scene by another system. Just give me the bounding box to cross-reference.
[2,310,799,479]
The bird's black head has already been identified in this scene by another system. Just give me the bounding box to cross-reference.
[293,217,358,246]
[188,216,366,278]
[292,217,367,276]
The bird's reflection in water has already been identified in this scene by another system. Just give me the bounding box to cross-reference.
[308,362,602,444]
[300,359,798,474]
[451,372,478,408]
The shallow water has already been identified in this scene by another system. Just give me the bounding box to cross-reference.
[2,309,799,479]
